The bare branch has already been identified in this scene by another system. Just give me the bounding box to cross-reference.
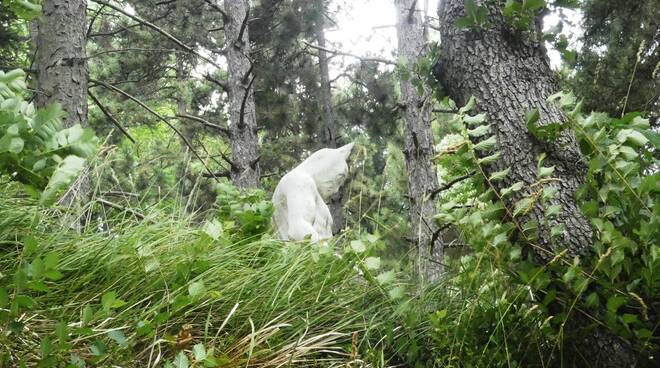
[87,47,184,59]
[236,7,250,47]
[96,198,146,220]
[176,113,230,136]
[88,90,136,143]
[203,74,230,94]
[302,41,395,65]
[428,171,475,199]
[86,4,106,38]
[238,73,256,129]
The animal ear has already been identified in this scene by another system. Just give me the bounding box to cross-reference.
[337,142,354,160]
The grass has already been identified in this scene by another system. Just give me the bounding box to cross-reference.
[0,187,399,367]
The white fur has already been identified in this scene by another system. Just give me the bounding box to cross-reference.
[272,143,354,241]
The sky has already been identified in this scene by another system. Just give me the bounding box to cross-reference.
[324,0,583,78]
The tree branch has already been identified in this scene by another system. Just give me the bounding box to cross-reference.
[203,0,228,21]
[90,79,219,181]
[91,0,223,69]
[429,171,476,200]
[203,74,230,94]
[176,113,230,136]
[238,73,256,129]
[88,90,136,144]
[302,41,395,65]
[86,4,106,38]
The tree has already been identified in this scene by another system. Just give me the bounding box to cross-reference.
[225,0,260,189]
[395,0,442,282]
[434,0,636,365]
[570,0,659,123]
[313,5,347,234]
[35,0,89,206]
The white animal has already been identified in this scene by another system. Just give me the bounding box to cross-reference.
[272,143,354,241]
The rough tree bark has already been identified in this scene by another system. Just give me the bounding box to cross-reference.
[225,0,260,189]
[35,0,88,130]
[35,0,89,206]
[434,0,637,365]
[395,0,443,282]
[314,15,346,234]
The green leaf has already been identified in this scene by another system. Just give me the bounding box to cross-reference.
[488,168,510,181]
[606,295,626,313]
[82,305,94,325]
[473,136,497,151]
[463,113,487,126]
[500,181,524,197]
[538,165,555,178]
[193,343,206,361]
[202,219,222,240]
[174,351,189,368]
[524,0,546,10]
[513,197,535,217]
[39,155,86,206]
[477,152,501,165]
[350,240,366,253]
[376,270,395,285]
[467,124,490,137]
[107,330,128,347]
[616,129,648,147]
[526,108,540,125]
[188,281,206,298]
[364,257,381,270]
[459,96,476,114]
[388,286,405,299]
[0,287,7,308]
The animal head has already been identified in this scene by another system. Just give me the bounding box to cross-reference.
[297,143,355,200]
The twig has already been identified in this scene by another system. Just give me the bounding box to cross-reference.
[96,198,146,220]
[86,4,106,38]
[88,90,136,143]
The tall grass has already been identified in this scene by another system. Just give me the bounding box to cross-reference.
[0,185,398,367]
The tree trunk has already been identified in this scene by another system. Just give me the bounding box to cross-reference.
[395,0,443,282]
[225,0,260,189]
[434,0,636,365]
[35,0,89,207]
[314,15,345,234]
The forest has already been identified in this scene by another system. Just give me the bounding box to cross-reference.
[0,0,658,367]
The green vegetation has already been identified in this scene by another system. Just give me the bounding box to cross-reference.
[0,0,658,367]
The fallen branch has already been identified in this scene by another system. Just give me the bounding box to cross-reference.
[96,198,146,220]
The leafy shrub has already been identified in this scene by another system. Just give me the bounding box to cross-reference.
[0,69,98,205]
[429,94,658,366]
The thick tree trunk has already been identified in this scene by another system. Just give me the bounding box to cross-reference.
[395,0,443,282]
[35,0,88,128]
[225,0,260,189]
[35,0,89,207]
[314,17,345,234]
[435,0,636,365]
